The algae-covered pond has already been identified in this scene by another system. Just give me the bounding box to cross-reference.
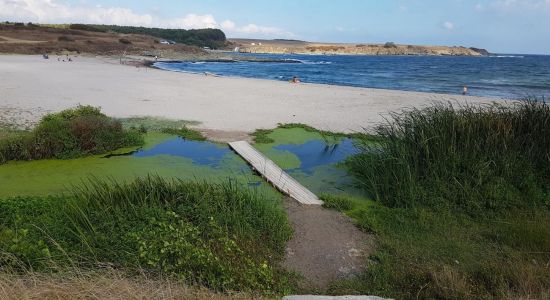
[0,127,362,197]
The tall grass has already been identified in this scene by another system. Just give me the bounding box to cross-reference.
[348,100,550,212]
[0,177,292,294]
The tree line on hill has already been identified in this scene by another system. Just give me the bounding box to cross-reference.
[69,24,227,49]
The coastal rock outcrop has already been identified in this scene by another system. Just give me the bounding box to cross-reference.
[230,39,488,57]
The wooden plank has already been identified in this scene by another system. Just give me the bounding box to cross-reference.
[229,141,324,205]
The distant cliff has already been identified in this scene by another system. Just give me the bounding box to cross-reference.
[229,39,489,57]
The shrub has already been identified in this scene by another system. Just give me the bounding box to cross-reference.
[0,106,143,163]
[68,24,107,33]
[119,38,132,45]
[384,42,397,48]
[58,36,75,42]
[348,100,550,212]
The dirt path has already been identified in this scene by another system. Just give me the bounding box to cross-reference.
[283,199,375,291]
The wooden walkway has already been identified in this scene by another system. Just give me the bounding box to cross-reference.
[229,141,324,205]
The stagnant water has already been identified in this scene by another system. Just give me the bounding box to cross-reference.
[0,131,363,197]
[124,136,362,195]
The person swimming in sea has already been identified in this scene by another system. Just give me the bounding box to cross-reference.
[291,76,301,83]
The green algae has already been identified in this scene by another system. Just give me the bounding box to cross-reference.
[254,127,345,170]
[0,127,360,198]
[252,127,362,196]
[0,132,272,198]
[119,117,200,131]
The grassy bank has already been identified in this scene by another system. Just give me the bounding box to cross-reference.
[0,271,266,299]
[327,100,550,299]
[0,176,292,295]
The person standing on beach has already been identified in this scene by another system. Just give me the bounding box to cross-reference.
[463,85,468,95]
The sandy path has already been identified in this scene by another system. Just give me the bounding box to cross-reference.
[283,199,374,291]
[0,54,497,134]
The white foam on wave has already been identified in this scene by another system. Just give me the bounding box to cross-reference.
[285,59,332,65]
[489,55,524,58]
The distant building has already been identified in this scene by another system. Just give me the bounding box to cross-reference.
[159,40,170,45]
[251,43,256,46]
[234,47,240,52]
[203,47,211,50]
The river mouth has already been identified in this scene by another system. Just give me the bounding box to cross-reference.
[0,128,363,197]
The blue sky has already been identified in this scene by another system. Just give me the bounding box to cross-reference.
[2,0,550,54]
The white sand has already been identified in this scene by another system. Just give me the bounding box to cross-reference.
[0,54,498,133]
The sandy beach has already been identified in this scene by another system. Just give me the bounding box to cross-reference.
[0,54,497,136]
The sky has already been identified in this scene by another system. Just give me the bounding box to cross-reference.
[1,0,550,54]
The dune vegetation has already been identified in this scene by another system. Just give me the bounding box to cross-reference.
[326,100,550,299]
[0,177,293,295]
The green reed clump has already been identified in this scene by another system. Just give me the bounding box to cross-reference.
[0,176,292,294]
[161,127,206,141]
[348,100,550,212]
[0,106,143,164]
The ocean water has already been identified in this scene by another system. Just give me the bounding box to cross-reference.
[155,53,550,99]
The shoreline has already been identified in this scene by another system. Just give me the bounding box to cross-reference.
[0,54,499,137]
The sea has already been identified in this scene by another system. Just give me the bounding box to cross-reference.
[155,53,550,100]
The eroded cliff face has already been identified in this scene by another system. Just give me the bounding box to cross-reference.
[230,39,488,56]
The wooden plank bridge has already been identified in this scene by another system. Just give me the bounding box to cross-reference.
[228,141,324,205]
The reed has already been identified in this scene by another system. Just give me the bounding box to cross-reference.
[348,100,550,212]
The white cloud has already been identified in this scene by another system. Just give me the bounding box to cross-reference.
[0,0,154,26]
[0,0,295,38]
[165,14,218,29]
[482,0,550,12]
[443,21,454,30]
[221,20,236,31]
[227,23,295,37]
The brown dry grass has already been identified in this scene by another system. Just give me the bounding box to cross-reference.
[0,271,269,300]
[0,24,202,56]
[305,46,345,52]
[428,262,550,300]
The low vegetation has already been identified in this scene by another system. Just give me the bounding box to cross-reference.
[76,24,227,49]
[0,106,143,164]
[0,271,265,299]
[327,100,550,299]
[0,177,293,295]
[161,127,206,141]
[0,23,203,55]
[251,123,373,144]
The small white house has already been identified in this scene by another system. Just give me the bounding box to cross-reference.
[251,43,256,46]
[160,40,170,45]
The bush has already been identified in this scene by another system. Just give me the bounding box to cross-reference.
[0,106,143,163]
[68,24,107,33]
[384,42,397,48]
[58,36,75,42]
[118,38,132,45]
[348,100,550,212]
